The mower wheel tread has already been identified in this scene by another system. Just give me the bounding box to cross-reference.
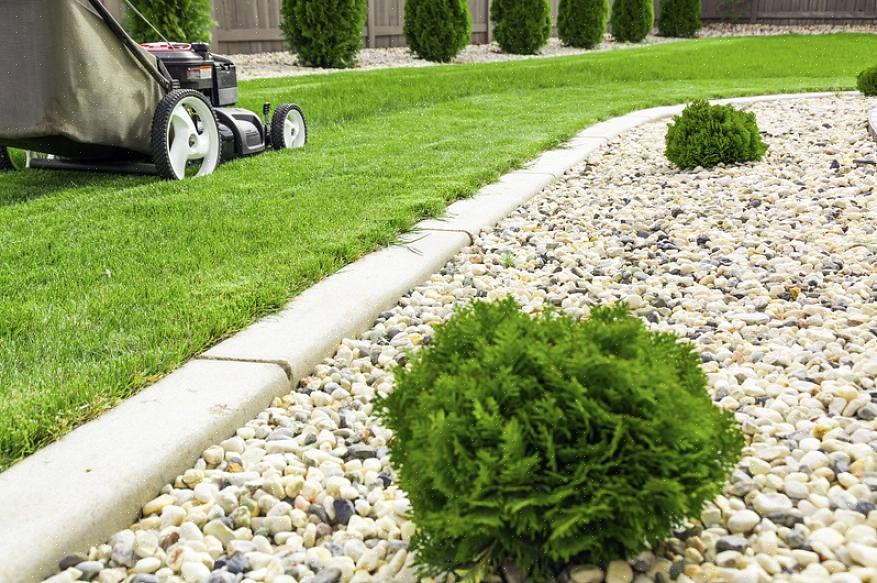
[271,104,308,151]
[151,89,221,180]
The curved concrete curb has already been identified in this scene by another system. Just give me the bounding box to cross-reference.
[0,90,853,583]
[0,361,290,583]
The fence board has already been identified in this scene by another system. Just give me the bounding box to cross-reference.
[101,0,877,54]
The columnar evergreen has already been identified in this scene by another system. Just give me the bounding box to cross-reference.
[490,0,553,55]
[126,0,215,43]
[281,0,368,68]
[659,0,701,37]
[558,0,609,49]
[404,0,472,63]
[610,0,654,43]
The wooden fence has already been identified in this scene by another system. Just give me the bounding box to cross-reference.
[701,0,877,22]
[104,0,876,54]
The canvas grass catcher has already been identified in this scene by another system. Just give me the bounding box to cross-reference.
[0,0,307,180]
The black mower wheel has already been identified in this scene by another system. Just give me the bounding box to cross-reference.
[151,89,221,180]
[0,147,14,171]
[271,104,308,151]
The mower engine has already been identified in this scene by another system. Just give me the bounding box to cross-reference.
[143,42,302,162]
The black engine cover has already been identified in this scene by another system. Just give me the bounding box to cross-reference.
[144,43,238,108]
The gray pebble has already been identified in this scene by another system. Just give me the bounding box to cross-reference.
[333,499,355,526]
[716,535,750,553]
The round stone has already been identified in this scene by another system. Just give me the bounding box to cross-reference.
[809,527,844,548]
[606,560,634,583]
[729,510,761,533]
[201,445,224,465]
[753,493,793,515]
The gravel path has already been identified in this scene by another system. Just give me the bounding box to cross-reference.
[47,95,877,583]
[230,24,876,80]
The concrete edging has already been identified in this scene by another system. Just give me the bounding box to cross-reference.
[0,90,853,583]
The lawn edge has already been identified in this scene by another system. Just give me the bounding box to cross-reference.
[0,90,851,583]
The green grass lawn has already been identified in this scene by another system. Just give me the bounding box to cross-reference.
[0,34,874,470]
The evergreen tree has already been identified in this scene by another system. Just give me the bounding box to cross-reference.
[659,0,701,37]
[490,0,552,55]
[558,0,609,49]
[404,0,472,63]
[610,0,654,43]
[281,0,368,68]
[126,0,215,43]
[378,299,743,579]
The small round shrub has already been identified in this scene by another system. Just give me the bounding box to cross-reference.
[281,0,367,68]
[126,0,215,43]
[658,0,701,37]
[857,65,877,96]
[665,99,768,169]
[558,0,609,49]
[378,299,743,580]
[490,0,552,55]
[404,0,472,63]
[610,0,654,43]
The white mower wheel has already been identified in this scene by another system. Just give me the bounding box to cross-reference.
[0,147,14,171]
[151,89,221,181]
[270,104,308,150]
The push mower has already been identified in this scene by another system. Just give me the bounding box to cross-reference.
[0,0,307,180]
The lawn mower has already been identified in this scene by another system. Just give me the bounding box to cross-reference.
[0,0,307,180]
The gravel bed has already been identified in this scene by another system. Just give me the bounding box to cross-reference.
[229,24,876,80]
[46,94,877,583]
[229,37,675,80]
[697,23,877,38]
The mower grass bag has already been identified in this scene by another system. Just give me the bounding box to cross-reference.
[0,0,307,180]
[0,0,165,159]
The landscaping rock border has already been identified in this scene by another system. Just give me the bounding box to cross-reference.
[0,91,853,583]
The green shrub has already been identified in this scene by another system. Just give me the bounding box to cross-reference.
[378,299,743,580]
[281,0,367,68]
[125,0,214,43]
[659,0,701,37]
[857,65,877,96]
[610,0,653,43]
[490,0,552,55]
[404,0,472,63]
[558,0,609,49]
[666,99,768,169]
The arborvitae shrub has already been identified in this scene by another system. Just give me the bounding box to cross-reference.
[659,0,701,37]
[610,0,653,43]
[490,0,552,55]
[557,0,609,49]
[857,65,877,96]
[378,299,743,579]
[125,0,214,43]
[666,99,768,169]
[404,0,472,63]
[281,0,367,68]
